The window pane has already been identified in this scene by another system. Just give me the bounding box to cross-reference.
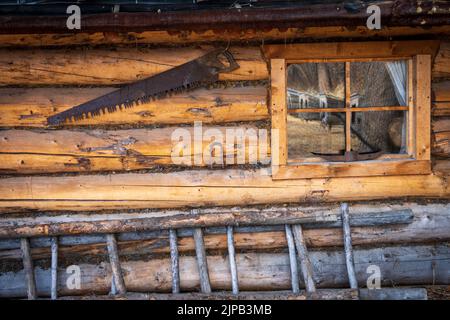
[350,111,407,154]
[350,60,408,107]
[287,63,345,109]
[288,112,345,159]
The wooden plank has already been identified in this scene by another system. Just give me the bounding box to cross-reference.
[285,225,300,293]
[0,169,447,213]
[1,244,447,298]
[415,55,432,161]
[0,86,268,127]
[193,228,212,294]
[0,46,267,86]
[433,42,450,79]
[50,236,58,300]
[20,238,37,300]
[263,41,441,60]
[292,224,316,293]
[169,229,180,294]
[106,234,126,295]
[0,26,449,48]
[0,125,265,174]
[274,160,431,180]
[340,203,358,289]
[270,59,287,168]
[226,226,239,295]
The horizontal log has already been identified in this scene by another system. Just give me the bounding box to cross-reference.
[432,131,450,158]
[0,169,447,212]
[0,203,447,261]
[56,288,428,300]
[432,118,450,133]
[433,42,450,79]
[1,26,449,48]
[433,81,450,102]
[0,86,268,127]
[0,124,267,174]
[0,205,414,239]
[0,244,447,298]
[432,102,450,117]
[0,46,267,86]
[433,160,450,176]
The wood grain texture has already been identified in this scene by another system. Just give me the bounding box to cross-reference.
[0,244,448,298]
[0,169,447,212]
[0,125,266,173]
[0,202,447,260]
[0,86,268,127]
[0,46,267,86]
[0,26,449,48]
[433,42,450,79]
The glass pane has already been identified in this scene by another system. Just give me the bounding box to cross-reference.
[350,60,408,107]
[288,112,345,159]
[350,111,407,154]
[287,63,345,109]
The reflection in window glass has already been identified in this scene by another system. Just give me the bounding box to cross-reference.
[288,113,345,159]
[287,63,345,109]
[350,60,408,107]
[350,111,407,154]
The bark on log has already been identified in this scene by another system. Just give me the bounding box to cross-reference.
[0,244,447,298]
[0,125,266,174]
[0,169,447,213]
[0,46,267,86]
[0,86,268,127]
[0,26,449,48]
[0,206,413,238]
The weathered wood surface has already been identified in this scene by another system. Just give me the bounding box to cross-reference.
[0,125,266,173]
[0,206,414,238]
[358,288,428,300]
[432,81,450,117]
[20,238,37,300]
[341,203,358,289]
[50,236,58,300]
[432,116,450,158]
[292,224,316,293]
[0,47,267,86]
[0,244,448,298]
[433,160,450,176]
[0,203,447,261]
[0,26,449,48]
[0,86,268,127]
[0,169,447,212]
[433,42,450,80]
[106,234,126,295]
[168,229,180,294]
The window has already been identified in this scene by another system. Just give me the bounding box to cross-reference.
[265,41,436,179]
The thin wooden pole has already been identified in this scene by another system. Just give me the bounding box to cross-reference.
[20,238,37,300]
[50,236,58,300]
[341,203,358,289]
[292,224,316,293]
[285,225,300,293]
[169,229,180,294]
[227,226,239,295]
[106,234,126,295]
[345,61,352,152]
[193,228,212,293]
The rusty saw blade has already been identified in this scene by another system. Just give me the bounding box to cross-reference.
[311,150,383,162]
[47,49,239,125]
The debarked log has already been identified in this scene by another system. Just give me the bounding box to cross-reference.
[0,244,447,298]
[0,169,448,213]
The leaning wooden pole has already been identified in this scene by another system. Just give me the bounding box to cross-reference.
[20,238,37,300]
[50,236,58,300]
[106,234,126,295]
[292,224,316,293]
[193,228,212,294]
[227,226,239,295]
[285,225,300,293]
[341,203,358,289]
[169,229,180,294]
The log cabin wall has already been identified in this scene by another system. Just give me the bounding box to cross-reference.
[0,40,448,212]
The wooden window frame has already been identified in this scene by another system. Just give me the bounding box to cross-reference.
[265,41,437,180]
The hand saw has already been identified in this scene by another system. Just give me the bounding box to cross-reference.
[47,49,239,125]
